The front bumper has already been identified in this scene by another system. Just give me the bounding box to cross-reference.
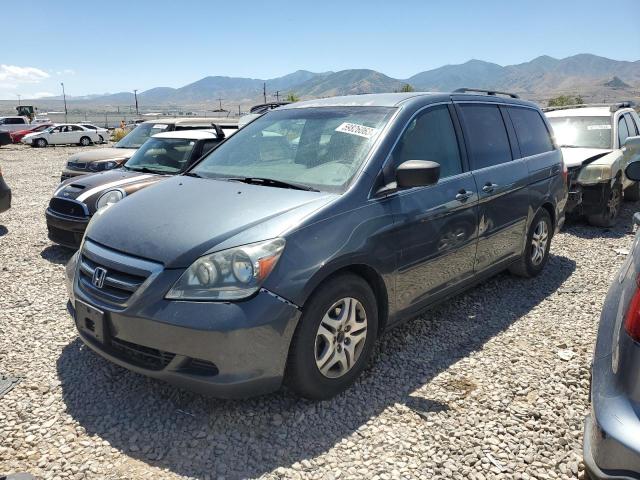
[0,176,11,213]
[70,241,301,398]
[45,208,89,249]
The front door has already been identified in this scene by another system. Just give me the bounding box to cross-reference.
[390,104,479,312]
[455,102,529,271]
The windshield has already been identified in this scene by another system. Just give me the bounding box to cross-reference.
[125,137,197,174]
[191,106,395,193]
[548,116,612,149]
[116,122,170,148]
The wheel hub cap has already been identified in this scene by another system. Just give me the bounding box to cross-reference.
[314,297,368,379]
[530,219,548,266]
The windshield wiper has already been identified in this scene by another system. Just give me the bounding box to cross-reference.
[125,166,165,174]
[226,176,319,192]
[183,171,203,178]
[559,144,582,148]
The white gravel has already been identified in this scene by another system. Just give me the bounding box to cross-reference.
[0,143,636,479]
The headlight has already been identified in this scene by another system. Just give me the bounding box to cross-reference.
[166,238,285,301]
[96,189,125,209]
[577,164,614,185]
[89,161,118,172]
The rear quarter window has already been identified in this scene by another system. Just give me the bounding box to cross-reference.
[508,107,554,157]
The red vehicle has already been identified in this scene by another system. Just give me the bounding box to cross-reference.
[10,123,52,143]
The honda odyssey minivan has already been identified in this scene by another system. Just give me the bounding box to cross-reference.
[67,90,567,399]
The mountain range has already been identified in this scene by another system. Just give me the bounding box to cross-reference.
[30,54,640,109]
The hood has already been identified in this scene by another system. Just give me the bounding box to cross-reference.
[86,176,336,268]
[54,169,163,212]
[68,147,136,163]
[561,147,612,168]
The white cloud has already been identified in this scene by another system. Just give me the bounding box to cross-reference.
[55,68,76,76]
[0,65,49,88]
[30,91,56,99]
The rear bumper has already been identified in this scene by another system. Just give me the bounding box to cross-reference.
[584,415,640,480]
[45,208,88,249]
[0,176,11,213]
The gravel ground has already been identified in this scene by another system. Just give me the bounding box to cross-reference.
[0,142,637,480]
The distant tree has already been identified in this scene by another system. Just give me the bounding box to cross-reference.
[400,83,415,93]
[286,93,300,102]
[548,95,584,107]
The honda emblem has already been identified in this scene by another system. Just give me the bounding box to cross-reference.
[92,267,107,289]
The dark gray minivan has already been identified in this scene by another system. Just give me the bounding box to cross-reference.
[67,90,568,399]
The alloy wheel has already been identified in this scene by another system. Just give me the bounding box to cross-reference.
[607,185,621,220]
[314,297,368,378]
[530,219,549,266]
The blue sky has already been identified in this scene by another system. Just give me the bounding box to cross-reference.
[2,0,639,99]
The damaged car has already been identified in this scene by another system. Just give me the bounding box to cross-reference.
[47,128,229,249]
[546,102,640,226]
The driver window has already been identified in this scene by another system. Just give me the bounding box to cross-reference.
[391,105,462,179]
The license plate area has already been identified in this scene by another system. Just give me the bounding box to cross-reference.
[75,300,107,343]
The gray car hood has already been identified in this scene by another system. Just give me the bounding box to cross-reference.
[561,147,613,168]
[86,176,336,268]
[68,147,136,163]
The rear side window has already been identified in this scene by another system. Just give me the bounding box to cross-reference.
[508,107,554,157]
[618,115,630,147]
[391,105,462,179]
[457,104,512,170]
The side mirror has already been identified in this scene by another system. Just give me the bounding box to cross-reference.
[396,160,440,189]
[624,135,640,149]
[626,161,640,181]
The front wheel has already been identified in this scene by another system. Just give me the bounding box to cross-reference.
[98,135,105,144]
[35,138,47,148]
[587,181,621,227]
[285,274,378,399]
[79,136,91,147]
[509,208,552,278]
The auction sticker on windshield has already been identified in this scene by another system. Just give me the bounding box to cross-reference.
[153,124,169,129]
[335,122,379,139]
[587,125,612,130]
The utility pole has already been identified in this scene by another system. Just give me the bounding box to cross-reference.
[217,97,223,111]
[60,83,68,123]
[263,82,267,104]
[274,91,281,101]
[133,89,139,115]
[238,104,241,116]
[17,94,21,106]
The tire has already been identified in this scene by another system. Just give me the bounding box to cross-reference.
[79,136,91,147]
[624,181,640,202]
[285,273,378,399]
[587,180,622,227]
[509,208,552,278]
[35,138,47,148]
[98,135,105,144]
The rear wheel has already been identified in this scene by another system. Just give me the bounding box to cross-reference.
[79,136,91,146]
[624,181,640,202]
[34,138,47,148]
[286,274,378,399]
[587,180,621,227]
[509,208,552,278]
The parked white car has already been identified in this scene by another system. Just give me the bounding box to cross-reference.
[22,124,100,148]
[545,102,640,226]
[77,123,109,143]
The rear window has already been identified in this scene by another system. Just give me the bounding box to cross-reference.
[457,104,512,170]
[508,107,554,157]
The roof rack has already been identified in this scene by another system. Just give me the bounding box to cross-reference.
[453,88,520,99]
[542,101,635,113]
[210,123,225,138]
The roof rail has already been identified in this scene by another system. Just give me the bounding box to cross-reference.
[453,88,520,99]
[542,101,635,113]
[210,123,225,138]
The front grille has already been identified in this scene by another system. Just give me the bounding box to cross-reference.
[111,337,175,370]
[77,239,161,307]
[49,197,88,218]
[67,161,87,170]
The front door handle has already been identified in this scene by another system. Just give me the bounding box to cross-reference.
[455,189,473,202]
[482,182,497,193]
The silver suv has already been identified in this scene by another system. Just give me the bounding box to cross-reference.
[545,103,640,226]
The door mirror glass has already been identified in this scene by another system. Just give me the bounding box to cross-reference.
[396,160,440,189]
[625,161,640,181]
